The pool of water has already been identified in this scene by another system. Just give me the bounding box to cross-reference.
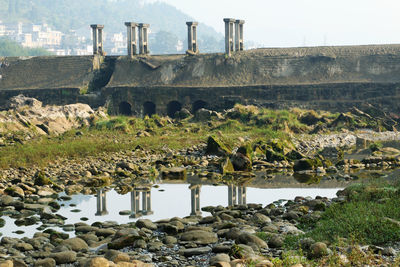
[0,183,341,238]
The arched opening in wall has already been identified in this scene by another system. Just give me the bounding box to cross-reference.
[192,100,208,113]
[143,101,156,117]
[167,101,182,118]
[118,101,132,116]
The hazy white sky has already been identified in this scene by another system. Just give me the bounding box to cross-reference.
[148,0,400,47]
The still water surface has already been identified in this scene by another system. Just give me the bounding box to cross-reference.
[1,184,341,238]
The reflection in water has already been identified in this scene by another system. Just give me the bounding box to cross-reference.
[95,188,108,216]
[228,185,247,206]
[190,184,201,216]
[130,187,153,218]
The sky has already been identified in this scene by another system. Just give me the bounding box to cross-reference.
[147,0,400,47]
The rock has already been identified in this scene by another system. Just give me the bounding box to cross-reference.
[5,186,24,198]
[252,213,272,224]
[180,230,218,245]
[230,152,252,171]
[181,247,212,257]
[310,242,328,258]
[294,158,323,172]
[268,235,283,248]
[161,167,187,180]
[34,258,56,267]
[230,244,255,258]
[195,108,212,121]
[15,242,34,251]
[87,257,110,267]
[163,236,177,245]
[136,219,157,230]
[209,254,230,265]
[0,261,13,267]
[104,250,130,263]
[177,108,192,119]
[61,237,88,252]
[236,233,268,249]
[206,136,231,156]
[116,162,139,172]
[50,251,77,264]
[108,235,143,250]
[7,95,43,109]
[34,171,53,186]
[220,157,234,174]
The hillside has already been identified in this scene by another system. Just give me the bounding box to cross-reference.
[0,0,224,52]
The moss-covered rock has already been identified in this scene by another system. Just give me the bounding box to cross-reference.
[34,170,54,186]
[266,148,286,162]
[206,135,231,156]
[293,158,323,172]
[85,177,112,187]
[230,153,252,171]
[285,149,304,161]
[220,157,234,174]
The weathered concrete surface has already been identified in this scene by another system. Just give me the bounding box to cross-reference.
[108,45,400,87]
[0,56,101,90]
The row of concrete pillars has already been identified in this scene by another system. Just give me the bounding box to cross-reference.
[95,185,246,219]
[90,18,245,56]
[224,18,245,56]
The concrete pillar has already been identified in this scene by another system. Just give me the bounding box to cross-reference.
[223,18,235,56]
[125,22,138,57]
[228,185,237,206]
[238,186,247,205]
[90,24,104,55]
[235,20,245,51]
[95,189,108,216]
[190,184,202,216]
[186,22,199,54]
[130,190,141,218]
[138,23,150,55]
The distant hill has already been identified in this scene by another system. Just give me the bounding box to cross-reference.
[0,0,224,53]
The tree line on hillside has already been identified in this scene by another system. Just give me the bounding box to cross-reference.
[1,0,224,54]
[0,38,51,56]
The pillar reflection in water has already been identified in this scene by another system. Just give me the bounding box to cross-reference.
[130,187,153,218]
[189,184,202,216]
[95,188,108,216]
[228,185,247,206]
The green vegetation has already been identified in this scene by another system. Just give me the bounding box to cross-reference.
[0,106,306,168]
[0,38,51,56]
[290,182,400,247]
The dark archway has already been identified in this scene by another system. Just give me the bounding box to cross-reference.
[192,100,208,113]
[118,101,132,116]
[143,101,156,117]
[167,101,182,118]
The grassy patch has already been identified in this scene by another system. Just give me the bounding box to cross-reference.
[290,182,400,247]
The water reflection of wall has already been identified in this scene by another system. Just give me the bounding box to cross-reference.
[95,184,248,219]
[130,187,153,218]
[95,188,108,216]
[228,185,246,206]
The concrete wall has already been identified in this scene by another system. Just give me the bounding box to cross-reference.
[2,44,400,115]
[104,83,400,116]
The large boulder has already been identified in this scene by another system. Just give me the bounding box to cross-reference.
[206,136,231,156]
[180,230,218,245]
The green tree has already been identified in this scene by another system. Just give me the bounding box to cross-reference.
[0,38,51,56]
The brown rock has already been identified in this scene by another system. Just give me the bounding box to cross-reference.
[87,257,109,267]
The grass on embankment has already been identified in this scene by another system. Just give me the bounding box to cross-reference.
[0,106,299,168]
[288,182,400,247]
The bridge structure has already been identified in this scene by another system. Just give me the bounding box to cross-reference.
[1,19,400,116]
